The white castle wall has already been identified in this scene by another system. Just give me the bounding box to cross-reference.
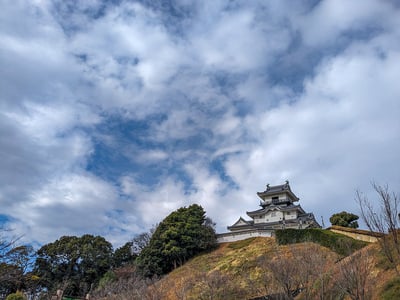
[217,230,273,243]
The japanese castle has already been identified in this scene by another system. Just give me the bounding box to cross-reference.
[217,181,320,243]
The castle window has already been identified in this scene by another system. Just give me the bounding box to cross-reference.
[271,212,276,217]
[272,196,279,204]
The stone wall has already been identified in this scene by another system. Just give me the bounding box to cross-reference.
[328,225,382,243]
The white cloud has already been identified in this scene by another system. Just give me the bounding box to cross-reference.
[120,176,187,226]
[190,3,291,72]
[224,25,400,224]
[0,0,399,247]
[6,173,118,244]
[68,2,189,114]
[136,149,169,163]
[297,0,396,47]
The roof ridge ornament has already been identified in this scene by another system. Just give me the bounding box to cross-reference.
[284,180,289,189]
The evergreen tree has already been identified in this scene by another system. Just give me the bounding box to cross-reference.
[113,242,136,267]
[330,211,359,228]
[136,204,217,277]
[34,235,113,296]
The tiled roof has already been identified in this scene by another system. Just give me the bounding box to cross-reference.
[257,180,299,201]
[227,217,255,231]
[247,204,304,217]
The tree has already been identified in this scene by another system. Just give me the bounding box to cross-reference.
[113,226,156,269]
[0,229,14,259]
[113,241,136,268]
[34,234,113,297]
[357,183,400,273]
[334,248,374,300]
[136,204,217,277]
[0,228,33,297]
[131,228,154,256]
[258,242,340,300]
[330,211,359,228]
[2,245,36,294]
[94,266,162,300]
[266,248,301,299]
[194,270,247,300]
[293,243,335,299]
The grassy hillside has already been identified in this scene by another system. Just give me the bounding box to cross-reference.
[154,235,399,300]
[97,231,400,299]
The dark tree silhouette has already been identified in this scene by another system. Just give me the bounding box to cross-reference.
[136,204,217,277]
[34,235,113,296]
[330,211,359,228]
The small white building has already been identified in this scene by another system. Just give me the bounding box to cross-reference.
[217,181,320,243]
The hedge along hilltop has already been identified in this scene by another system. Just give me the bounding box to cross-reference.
[275,228,367,256]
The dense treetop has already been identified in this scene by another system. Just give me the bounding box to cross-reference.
[34,234,113,297]
[1,204,217,297]
[136,204,217,277]
[330,211,359,228]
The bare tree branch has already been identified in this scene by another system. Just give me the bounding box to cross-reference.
[356,183,400,273]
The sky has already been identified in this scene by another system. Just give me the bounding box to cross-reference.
[1,0,399,247]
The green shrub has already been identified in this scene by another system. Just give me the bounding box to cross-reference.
[381,276,400,300]
[97,270,117,289]
[6,292,26,300]
[275,229,367,256]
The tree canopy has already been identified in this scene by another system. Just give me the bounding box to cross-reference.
[0,229,36,297]
[113,241,136,268]
[34,234,113,297]
[329,211,359,228]
[136,204,217,277]
[131,229,153,256]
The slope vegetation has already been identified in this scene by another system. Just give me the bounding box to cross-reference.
[155,236,399,299]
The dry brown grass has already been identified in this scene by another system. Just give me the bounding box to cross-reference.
[99,237,400,299]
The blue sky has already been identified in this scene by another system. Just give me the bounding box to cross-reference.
[1,0,399,246]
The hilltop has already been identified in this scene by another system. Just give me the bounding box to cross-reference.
[149,236,398,299]
[95,228,400,299]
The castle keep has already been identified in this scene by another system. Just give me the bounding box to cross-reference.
[217,181,320,243]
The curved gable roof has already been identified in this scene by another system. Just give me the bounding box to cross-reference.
[247,204,305,217]
[257,181,299,201]
[231,216,251,226]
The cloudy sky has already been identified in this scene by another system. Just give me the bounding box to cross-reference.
[1,0,399,247]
